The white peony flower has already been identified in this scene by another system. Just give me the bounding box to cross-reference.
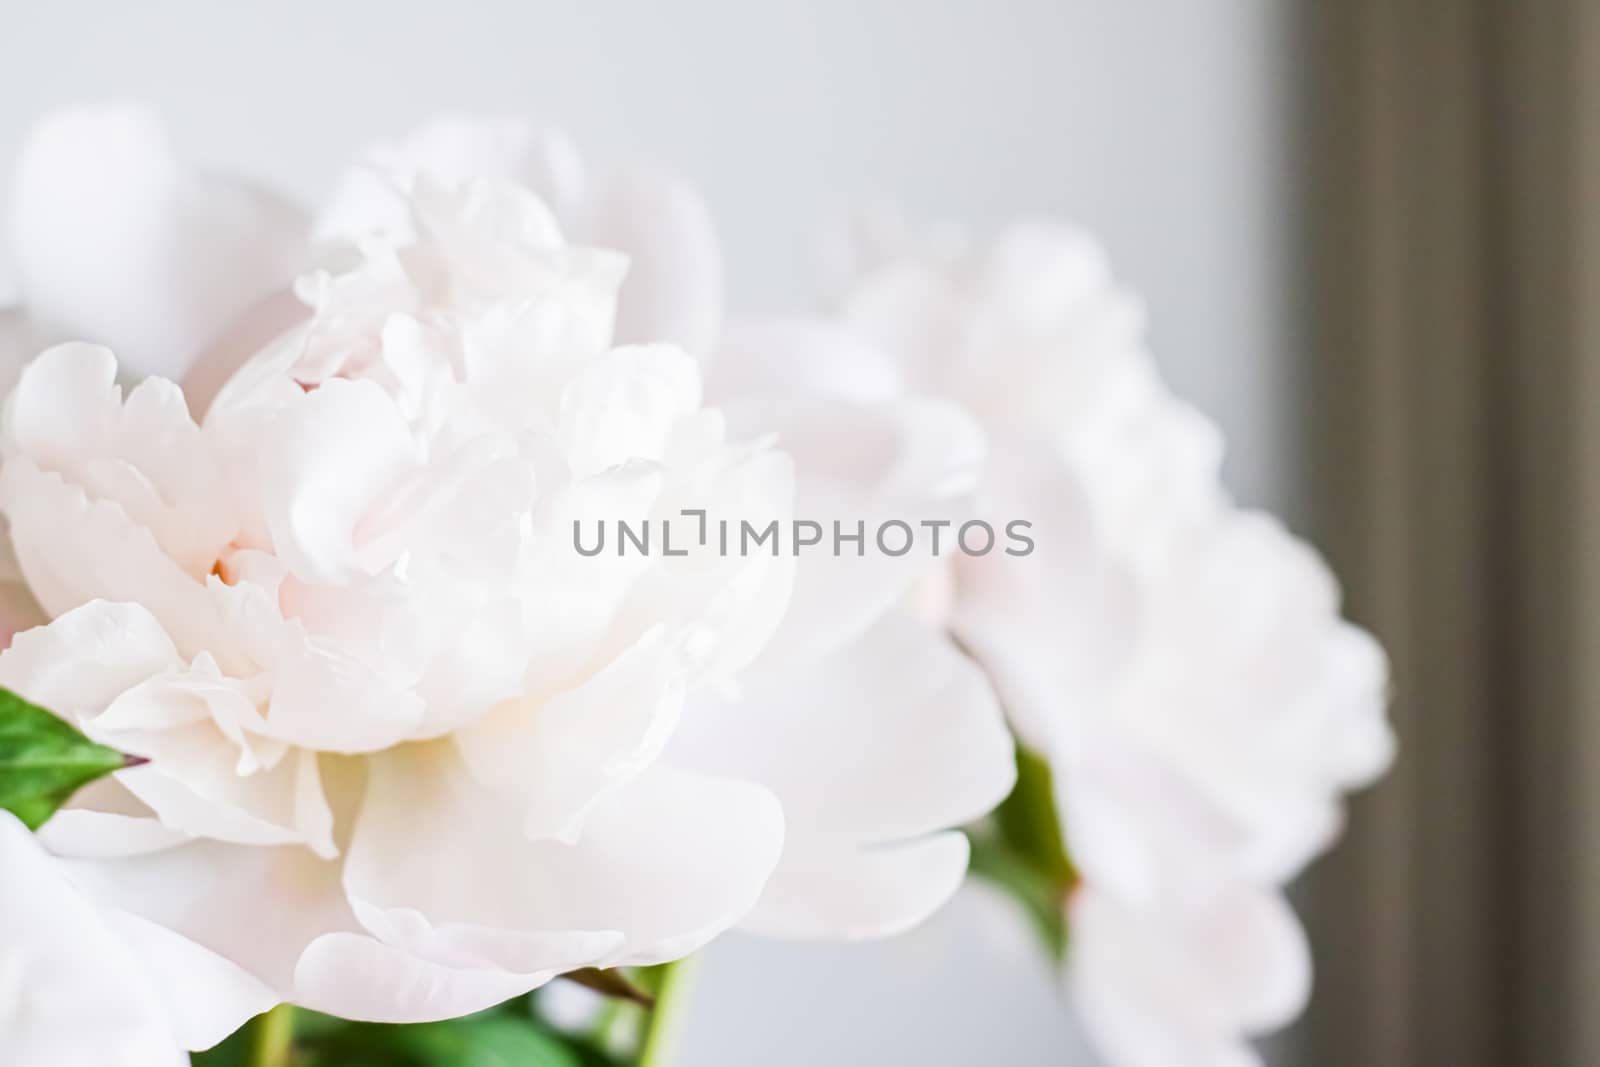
[314,114,723,358]
[726,218,1394,1066]
[0,109,1016,1039]
[1,173,793,1027]
[305,116,1017,942]
[0,810,274,1065]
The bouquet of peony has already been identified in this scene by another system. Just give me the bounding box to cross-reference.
[0,109,1393,1067]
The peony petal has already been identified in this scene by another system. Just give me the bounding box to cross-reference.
[579,163,722,355]
[672,610,1012,942]
[1097,508,1396,885]
[317,116,720,355]
[952,435,1143,753]
[455,626,685,843]
[1068,884,1310,1067]
[557,345,703,478]
[347,744,784,971]
[0,599,180,717]
[259,628,427,754]
[314,116,578,245]
[0,812,188,1066]
[9,104,307,381]
[255,377,419,585]
[180,289,309,422]
[38,807,192,858]
[111,910,278,1051]
[738,831,973,942]
[96,719,335,859]
[293,930,603,1024]
[676,610,1013,847]
[2,342,237,576]
[1051,722,1250,907]
[716,390,984,668]
[56,837,358,995]
[0,459,227,661]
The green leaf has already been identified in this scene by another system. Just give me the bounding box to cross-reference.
[967,827,1070,960]
[0,685,133,830]
[965,744,1078,961]
[993,745,1076,887]
[300,1013,586,1067]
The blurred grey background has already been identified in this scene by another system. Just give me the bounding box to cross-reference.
[14,3,1591,1066]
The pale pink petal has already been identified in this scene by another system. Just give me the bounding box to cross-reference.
[1068,884,1310,1067]
[181,289,308,423]
[579,163,722,355]
[455,626,685,843]
[294,930,607,1024]
[673,611,1012,941]
[0,459,226,659]
[56,838,357,996]
[952,435,1142,752]
[347,744,784,971]
[739,832,973,942]
[255,377,419,585]
[0,812,188,1065]
[718,391,983,668]
[677,611,1012,846]
[0,600,180,718]
[111,911,277,1051]
[317,116,720,355]
[10,104,307,381]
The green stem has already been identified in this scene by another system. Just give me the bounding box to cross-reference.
[247,1004,296,1067]
[637,956,700,1067]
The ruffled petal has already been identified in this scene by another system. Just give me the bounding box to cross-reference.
[0,458,226,660]
[316,116,720,354]
[254,377,419,585]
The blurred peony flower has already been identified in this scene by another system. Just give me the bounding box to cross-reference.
[1068,883,1311,1067]
[6,105,307,384]
[0,108,1016,1044]
[0,810,274,1065]
[728,218,1394,1067]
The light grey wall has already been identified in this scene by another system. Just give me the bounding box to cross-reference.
[0,2,1299,1063]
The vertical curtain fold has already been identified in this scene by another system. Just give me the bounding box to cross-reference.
[1300,1,1598,1064]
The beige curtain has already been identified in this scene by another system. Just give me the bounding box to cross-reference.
[1300,2,1600,1064]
